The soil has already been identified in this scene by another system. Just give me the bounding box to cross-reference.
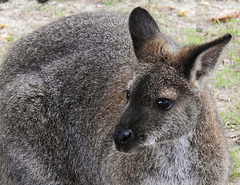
[0,0,240,184]
[0,0,240,46]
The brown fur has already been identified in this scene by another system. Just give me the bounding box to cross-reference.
[138,38,174,63]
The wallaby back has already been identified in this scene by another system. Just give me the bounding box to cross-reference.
[0,7,231,185]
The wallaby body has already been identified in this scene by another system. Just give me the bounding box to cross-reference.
[0,8,231,185]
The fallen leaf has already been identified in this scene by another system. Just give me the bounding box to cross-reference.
[202,32,208,36]
[230,135,240,145]
[167,6,175,11]
[222,59,231,66]
[230,135,239,139]
[211,10,239,22]
[178,10,188,17]
[0,24,7,29]
[196,27,203,32]
[236,138,240,145]
[199,0,209,6]
[215,92,231,102]
[0,34,10,39]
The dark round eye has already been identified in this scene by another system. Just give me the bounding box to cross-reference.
[155,98,173,111]
[126,90,131,100]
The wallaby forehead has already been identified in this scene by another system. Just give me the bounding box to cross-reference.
[131,64,190,100]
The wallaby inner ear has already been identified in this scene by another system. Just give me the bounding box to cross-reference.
[180,33,232,86]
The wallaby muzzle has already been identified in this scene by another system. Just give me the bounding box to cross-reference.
[112,105,141,153]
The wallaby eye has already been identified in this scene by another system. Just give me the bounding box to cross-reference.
[126,90,131,100]
[155,98,173,111]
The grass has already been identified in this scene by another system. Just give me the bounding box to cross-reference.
[179,28,205,45]
[7,36,14,44]
[210,14,240,184]
[230,147,240,182]
[220,103,240,127]
[230,51,240,65]
[214,66,240,88]
[102,0,123,6]
[39,4,66,18]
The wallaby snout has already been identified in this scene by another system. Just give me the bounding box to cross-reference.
[113,105,141,153]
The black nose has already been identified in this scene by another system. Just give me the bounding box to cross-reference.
[119,129,133,144]
[113,128,135,153]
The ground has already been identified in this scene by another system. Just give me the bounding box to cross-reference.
[0,0,240,184]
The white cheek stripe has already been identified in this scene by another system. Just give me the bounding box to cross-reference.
[143,135,157,146]
[127,72,137,90]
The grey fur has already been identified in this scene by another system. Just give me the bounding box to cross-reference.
[0,7,231,185]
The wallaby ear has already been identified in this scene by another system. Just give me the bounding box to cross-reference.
[129,7,160,58]
[180,33,232,87]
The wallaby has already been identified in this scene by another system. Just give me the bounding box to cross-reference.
[0,7,231,185]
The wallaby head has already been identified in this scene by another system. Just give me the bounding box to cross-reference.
[113,7,231,153]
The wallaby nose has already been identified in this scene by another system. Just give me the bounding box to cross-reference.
[113,128,135,153]
[119,129,133,144]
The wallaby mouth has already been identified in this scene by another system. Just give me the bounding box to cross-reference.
[112,129,137,153]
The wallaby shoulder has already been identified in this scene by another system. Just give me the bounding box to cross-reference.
[0,12,133,86]
[0,11,135,184]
